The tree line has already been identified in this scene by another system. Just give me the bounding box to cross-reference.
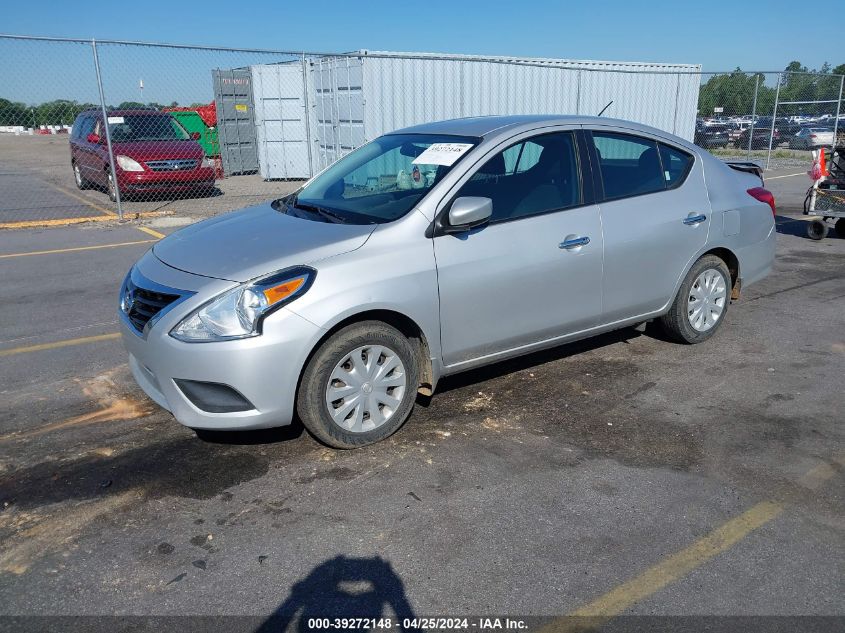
[697,62,845,118]
[0,99,207,127]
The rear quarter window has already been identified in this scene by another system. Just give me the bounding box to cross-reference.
[658,143,694,189]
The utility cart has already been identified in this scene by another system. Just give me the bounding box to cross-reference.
[804,144,845,240]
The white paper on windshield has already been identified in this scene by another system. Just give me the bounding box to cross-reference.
[412,143,474,167]
[107,116,125,124]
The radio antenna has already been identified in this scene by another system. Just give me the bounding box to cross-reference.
[597,101,614,116]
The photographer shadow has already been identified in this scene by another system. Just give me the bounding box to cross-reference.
[256,555,419,633]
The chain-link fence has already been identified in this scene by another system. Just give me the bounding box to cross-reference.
[1,34,843,224]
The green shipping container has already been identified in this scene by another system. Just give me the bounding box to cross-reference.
[169,110,219,157]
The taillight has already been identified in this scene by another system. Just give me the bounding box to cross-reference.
[809,134,817,139]
[747,187,776,216]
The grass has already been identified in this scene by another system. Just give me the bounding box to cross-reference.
[710,148,808,160]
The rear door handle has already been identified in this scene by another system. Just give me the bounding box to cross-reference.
[559,236,590,249]
[683,214,707,225]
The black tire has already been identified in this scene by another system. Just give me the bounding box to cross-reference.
[72,162,90,190]
[835,219,845,239]
[659,255,731,344]
[296,321,419,449]
[807,219,828,241]
[106,169,118,202]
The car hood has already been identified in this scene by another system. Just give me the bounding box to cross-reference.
[152,203,376,283]
[112,139,203,160]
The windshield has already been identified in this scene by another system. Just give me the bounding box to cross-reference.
[291,133,479,224]
[107,114,190,142]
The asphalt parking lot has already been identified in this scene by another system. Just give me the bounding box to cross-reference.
[0,161,843,629]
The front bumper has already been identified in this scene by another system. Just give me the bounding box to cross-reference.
[117,167,216,193]
[120,251,325,430]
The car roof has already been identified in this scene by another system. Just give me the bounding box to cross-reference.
[388,114,679,141]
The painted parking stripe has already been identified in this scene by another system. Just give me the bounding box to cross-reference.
[0,332,120,357]
[38,178,117,217]
[0,239,156,259]
[567,501,783,619]
[0,211,170,230]
[135,225,166,239]
[766,172,806,180]
[545,457,841,629]
[0,320,117,347]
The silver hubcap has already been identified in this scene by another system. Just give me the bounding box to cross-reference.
[74,165,82,185]
[688,269,727,332]
[325,345,407,433]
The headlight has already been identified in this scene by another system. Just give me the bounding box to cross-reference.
[116,155,144,172]
[200,157,214,169]
[170,267,315,342]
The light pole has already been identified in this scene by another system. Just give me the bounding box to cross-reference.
[31,107,36,129]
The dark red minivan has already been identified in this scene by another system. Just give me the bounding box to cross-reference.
[69,109,216,201]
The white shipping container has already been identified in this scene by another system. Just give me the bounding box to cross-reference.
[248,51,701,179]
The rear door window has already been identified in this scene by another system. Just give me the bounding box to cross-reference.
[591,132,664,199]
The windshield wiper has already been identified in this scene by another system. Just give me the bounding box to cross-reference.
[294,201,348,224]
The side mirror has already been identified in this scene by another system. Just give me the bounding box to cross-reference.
[446,196,493,232]
[87,133,100,144]
[190,131,201,140]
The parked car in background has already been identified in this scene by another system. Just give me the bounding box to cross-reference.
[119,115,776,448]
[776,117,802,139]
[694,123,730,148]
[788,127,835,150]
[737,126,780,149]
[70,109,216,201]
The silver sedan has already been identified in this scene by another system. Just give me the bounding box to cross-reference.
[119,115,776,448]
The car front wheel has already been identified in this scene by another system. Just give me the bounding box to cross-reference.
[659,255,731,344]
[73,163,90,190]
[106,169,118,202]
[296,321,420,448]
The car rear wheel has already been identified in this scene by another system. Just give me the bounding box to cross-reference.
[73,163,90,190]
[106,169,118,202]
[659,255,731,344]
[296,321,419,448]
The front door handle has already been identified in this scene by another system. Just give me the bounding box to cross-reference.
[559,236,590,249]
[683,214,707,225]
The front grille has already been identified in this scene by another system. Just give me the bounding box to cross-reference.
[145,159,198,172]
[125,283,180,333]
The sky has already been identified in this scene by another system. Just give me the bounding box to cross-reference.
[1,0,842,106]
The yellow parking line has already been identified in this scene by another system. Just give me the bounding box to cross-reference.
[135,226,166,239]
[541,457,842,631]
[0,332,120,357]
[0,239,156,259]
[38,179,117,217]
[567,501,783,620]
[0,211,169,230]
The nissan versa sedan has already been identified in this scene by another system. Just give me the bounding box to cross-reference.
[119,115,776,448]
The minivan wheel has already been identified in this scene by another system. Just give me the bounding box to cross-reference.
[297,321,419,448]
[73,163,90,190]
[659,255,731,344]
[106,169,118,202]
